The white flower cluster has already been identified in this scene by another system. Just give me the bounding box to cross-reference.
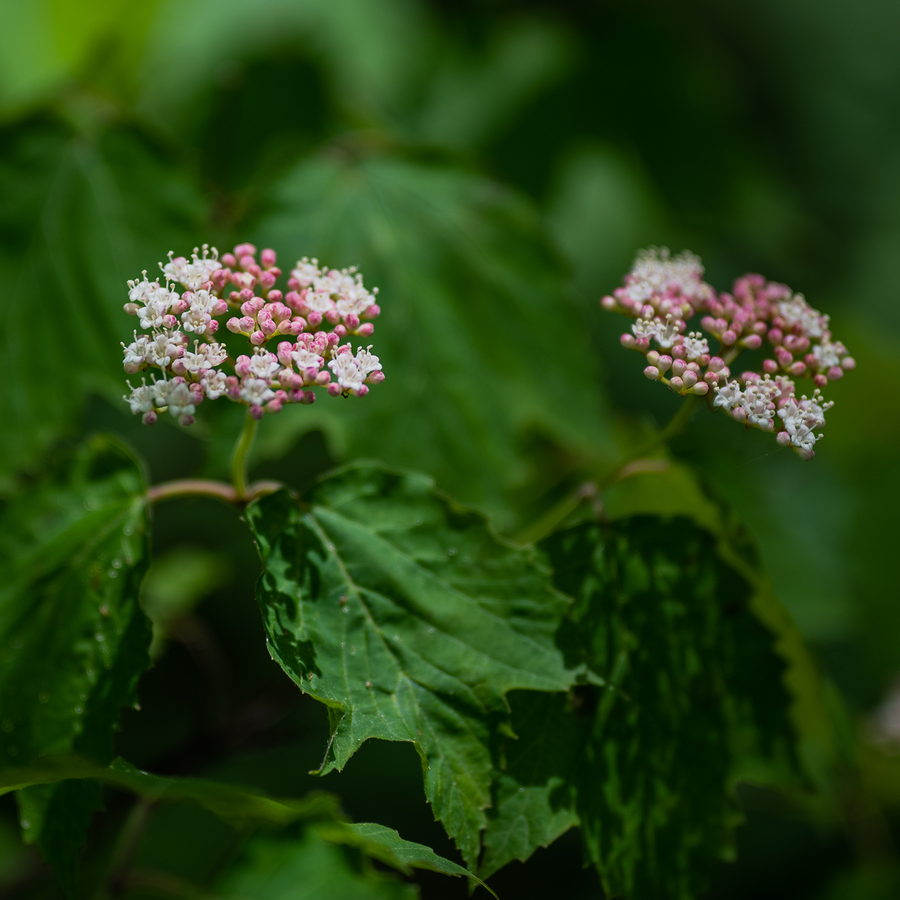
[713,376,833,460]
[121,243,384,426]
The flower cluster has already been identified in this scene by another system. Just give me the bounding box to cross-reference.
[122,244,383,425]
[601,248,854,460]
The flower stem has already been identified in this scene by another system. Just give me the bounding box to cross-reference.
[147,479,283,506]
[230,413,259,500]
[615,392,701,475]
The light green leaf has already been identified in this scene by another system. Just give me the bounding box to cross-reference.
[249,153,615,524]
[0,435,151,894]
[480,517,797,898]
[247,465,576,867]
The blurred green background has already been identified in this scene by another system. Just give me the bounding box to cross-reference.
[2,0,900,896]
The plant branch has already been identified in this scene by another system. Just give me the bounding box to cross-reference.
[147,479,283,506]
[230,413,259,500]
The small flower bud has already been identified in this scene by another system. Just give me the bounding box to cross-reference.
[250,331,267,345]
[669,376,684,392]
[768,328,783,344]
[221,253,237,268]
[345,313,360,330]
[646,350,660,366]
[302,390,317,404]
[357,322,375,336]
[267,289,283,303]
[620,334,636,350]
[788,361,806,376]
[364,304,381,319]
[740,334,762,349]
[682,370,698,388]
[776,431,791,447]
[124,302,139,315]
[600,296,616,310]
[691,382,709,396]
[327,383,342,396]
[334,324,347,337]
[308,310,323,327]
[732,407,748,423]
[671,359,686,377]
[721,330,737,345]
[827,365,843,381]
[814,373,828,387]
[261,248,277,268]
[142,411,157,426]
[644,365,660,380]
[250,404,265,419]
[763,358,778,374]
[657,354,672,373]
[842,356,856,370]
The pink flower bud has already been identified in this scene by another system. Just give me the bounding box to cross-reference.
[142,411,157,426]
[842,356,856,370]
[207,320,219,334]
[644,365,660,380]
[600,296,616,310]
[368,371,385,384]
[691,382,709,396]
[669,376,684,392]
[302,390,317,404]
[657,354,672,373]
[334,324,347,337]
[763,358,778,374]
[620,334,636,350]
[672,344,686,359]
[316,371,331,385]
[212,299,228,316]
[740,334,762,349]
[259,270,277,290]
[222,253,237,268]
[239,255,256,271]
[704,371,720,385]
[236,316,253,332]
[179,414,195,427]
[671,359,686,377]
[635,338,650,353]
[701,316,717,333]
[234,243,256,258]
[266,398,283,414]
[721,330,737,345]
[682,370,698,388]
[327,383,342,396]
[827,365,843,381]
[227,317,243,334]
[732,407,748,423]
[250,404,265,419]
[308,310,323,327]
[260,319,277,336]
[285,291,304,312]
[345,313,360,330]
[707,357,725,372]
[364,304,381,319]
[261,248,277,268]
[162,314,178,329]
[813,373,828,387]
[357,322,375,336]
[640,304,655,319]
[768,328,783,344]
[776,431,791,447]
[788,361,806,376]
[250,331,267,345]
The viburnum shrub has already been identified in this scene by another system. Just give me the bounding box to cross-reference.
[602,248,854,459]
[1,240,850,900]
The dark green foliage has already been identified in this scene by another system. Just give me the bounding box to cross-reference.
[481,517,796,898]
[0,436,151,893]
[250,154,614,521]
[247,465,575,867]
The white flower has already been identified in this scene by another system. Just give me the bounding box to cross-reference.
[181,289,218,334]
[123,380,155,415]
[681,332,709,360]
[136,283,179,329]
[778,294,829,339]
[328,351,365,392]
[202,370,229,400]
[182,340,228,373]
[632,318,657,341]
[248,349,280,380]
[305,287,336,313]
[335,274,376,317]
[810,339,847,370]
[291,257,320,287]
[145,330,184,369]
[625,247,714,308]
[713,381,743,410]
[291,346,324,370]
[354,345,382,377]
[122,332,151,373]
[166,383,196,418]
[239,377,275,406]
[164,246,221,290]
[741,383,776,428]
[654,315,682,349]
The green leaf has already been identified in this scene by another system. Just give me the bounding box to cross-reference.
[0,435,151,894]
[218,828,419,900]
[246,465,576,867]
[1,757,489,892]
[0,115,206,489]
[249,153,615,524]
[480,517,797,898]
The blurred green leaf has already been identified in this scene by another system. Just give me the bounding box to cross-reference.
[479,517,797,897]
[247,465,576,867]
[0,435,151,895]
[218,828,420,900]
[250,153,614,523]
[0,116,206,491]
